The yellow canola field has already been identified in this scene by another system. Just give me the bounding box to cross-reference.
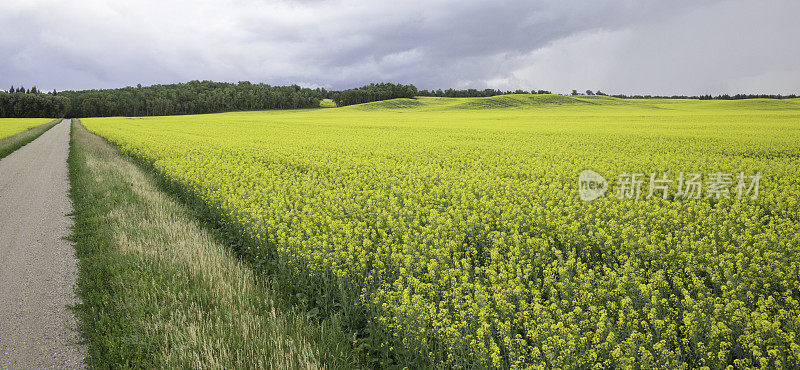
[0,118,52,139]
[84,95,800,368]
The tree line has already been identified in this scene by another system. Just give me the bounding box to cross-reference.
[2,80,797,118]
[610,93,798,99]
[572,89,798,100]
[327,85,557,106]
[0,88,71,118]
[329,82,418,106]
[1,81,322,118]
[417,88,552,97]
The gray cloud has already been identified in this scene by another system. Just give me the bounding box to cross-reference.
[1,0,797,94]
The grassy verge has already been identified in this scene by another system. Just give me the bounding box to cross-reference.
[0,119,61,159]
[68,120,358,368]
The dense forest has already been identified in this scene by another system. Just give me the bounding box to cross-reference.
[0,81,321,118]
[1,81,797,118]
[329,82,418,106]
[0,87,71,118]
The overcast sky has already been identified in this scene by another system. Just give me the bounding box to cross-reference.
[1,0,799,95]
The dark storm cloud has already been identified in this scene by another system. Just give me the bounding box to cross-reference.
[1,0,798,94]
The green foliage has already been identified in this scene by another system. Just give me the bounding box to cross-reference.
[0,92,70,118]
[417,88,547,98]
[83,96,800,368]
[330,83,417,107]
[1,81,322,118]
[61,81,322,117]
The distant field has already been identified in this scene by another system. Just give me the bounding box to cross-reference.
[0,118,53,139]
[0,118,59,160]
[83,95,800,368]
[319,98,337,108]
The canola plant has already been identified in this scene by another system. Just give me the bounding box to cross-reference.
[83,95,800,368]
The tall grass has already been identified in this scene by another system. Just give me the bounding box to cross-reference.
[68,120,357,369]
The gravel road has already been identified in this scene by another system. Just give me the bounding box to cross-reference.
[0,119,85,369]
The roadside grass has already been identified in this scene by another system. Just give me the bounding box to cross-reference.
[0,119,61,160]
[68,120,358,369]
